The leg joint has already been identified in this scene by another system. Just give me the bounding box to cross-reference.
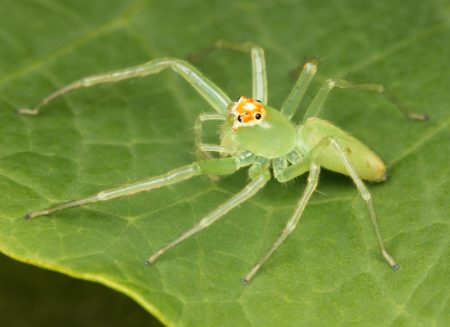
[361,189,372,201]
[303,61,318,74]
[325,79,336,89]
[376,84,385,93]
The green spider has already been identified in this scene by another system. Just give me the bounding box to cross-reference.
[19,41,427,284]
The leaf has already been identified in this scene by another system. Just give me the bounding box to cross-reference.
[0,0,449,326]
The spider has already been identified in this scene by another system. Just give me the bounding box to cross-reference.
[18,40,427,284]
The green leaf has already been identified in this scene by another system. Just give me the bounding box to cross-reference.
[0,0,449,326]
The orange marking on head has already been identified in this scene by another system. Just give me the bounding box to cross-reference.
[231,96,266,130]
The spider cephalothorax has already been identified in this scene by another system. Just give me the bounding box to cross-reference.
[231,96,266,129]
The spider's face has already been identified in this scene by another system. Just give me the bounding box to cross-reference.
[230,96,266,130]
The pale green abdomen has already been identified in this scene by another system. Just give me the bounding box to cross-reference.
[297,118,386,182]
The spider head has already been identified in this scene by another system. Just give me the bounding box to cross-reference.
[230,96,266,130]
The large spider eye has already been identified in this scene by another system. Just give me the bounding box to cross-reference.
[237,115,242,122]
[255,113,262,120]
[256,99,262,103]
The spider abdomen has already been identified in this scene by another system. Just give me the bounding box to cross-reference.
[297,117,386,182]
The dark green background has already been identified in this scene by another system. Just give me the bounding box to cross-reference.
[0,253,162,326]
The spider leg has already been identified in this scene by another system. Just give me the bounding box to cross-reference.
[17,58,231,115]
[328,138,399,270]
[243,138,346,283]
[145,167,270,265]
[194,113,227,161]
[24,152,256,220]
[189,40,268,104]
[272,137,330,182]
[280,59,318,120]
[197,144,235,155]
[302,78,428,122]
[243,163,320,284]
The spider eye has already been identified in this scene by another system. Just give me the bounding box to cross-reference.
[237,115,242,122]
[255,113,262,120]
[256,99,261,103]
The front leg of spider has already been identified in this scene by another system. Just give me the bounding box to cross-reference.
[20,41,428,284]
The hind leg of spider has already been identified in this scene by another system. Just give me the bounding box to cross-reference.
[302,78,428,122]
[25,152,256,220]
[17,58,231,115]
[329,138,398,270]
[189,40,268,104]
[145,167,271,265]
[242,163,320,284]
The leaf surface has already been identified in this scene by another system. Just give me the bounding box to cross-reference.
[0,0,449,326]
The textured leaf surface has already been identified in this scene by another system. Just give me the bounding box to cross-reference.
[0,0,449,326]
